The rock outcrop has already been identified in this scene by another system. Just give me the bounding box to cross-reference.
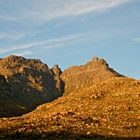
[0,55,63,117]
[51,65,64,94]
[61,57,123,95]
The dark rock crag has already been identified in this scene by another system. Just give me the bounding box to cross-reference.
[0,55,63,117]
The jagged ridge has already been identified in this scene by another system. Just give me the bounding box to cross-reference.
[0,55,64,117]
[0,55,122,117]
[61,57,123,95]
[0,55,140,138]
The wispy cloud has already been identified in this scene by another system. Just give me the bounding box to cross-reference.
[0,43,34,54]
[0,28,123,55]
[12,51,32,57]
[133,37,140,43]
[0,0,132,22]
[0,32,26,41]
[0,34,85,54]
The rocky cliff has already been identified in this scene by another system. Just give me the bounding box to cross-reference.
[0,55,123,117]
[0,55,64,117]
[0,55,140,139]
[61,57,123,95]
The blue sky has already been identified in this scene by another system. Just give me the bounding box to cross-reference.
[0,0,140,78]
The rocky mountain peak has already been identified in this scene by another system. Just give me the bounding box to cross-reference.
[0,55,63,117]
[51,64,62,76]
[91,56,99,62]
[4,55,26,62]
[0,55,51,76]
[88,57,109,68]
[0,55,139,139]
[0,55,123,117]
[61,56,123,94]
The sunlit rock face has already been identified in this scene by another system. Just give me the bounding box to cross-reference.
[61,57,123,95]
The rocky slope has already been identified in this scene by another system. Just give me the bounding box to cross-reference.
[0,56,121,117]
[0,55,139,139]
[0,77,140,139]
[61,57,123,95]
[0,55,64,117]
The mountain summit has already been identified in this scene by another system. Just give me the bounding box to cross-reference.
[0,56,123,117]
[0,55,64,117]
[61,57,123,95]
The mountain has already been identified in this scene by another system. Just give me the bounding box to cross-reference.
[0,56,121,117]
[0,55,139,139]
[0,77,140,139]
[61,57,123,95]
[0,55,64,117]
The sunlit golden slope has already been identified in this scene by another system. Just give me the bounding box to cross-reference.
[0,77,140,139]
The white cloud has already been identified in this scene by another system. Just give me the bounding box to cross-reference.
[0,0,132,22]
